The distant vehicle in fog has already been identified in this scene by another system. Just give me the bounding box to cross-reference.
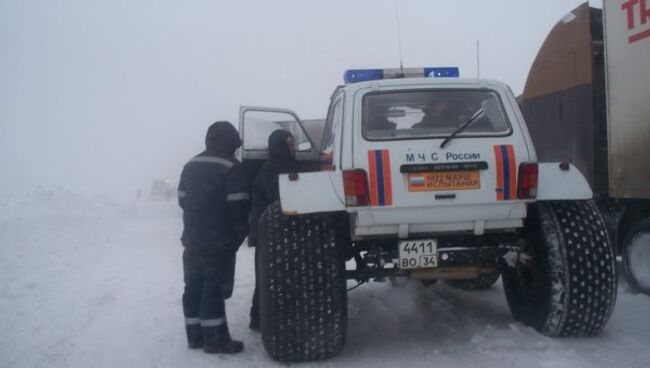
[150,179,176,201]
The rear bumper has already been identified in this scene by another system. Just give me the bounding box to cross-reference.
[350,202,526,239]
[346,245,518,281]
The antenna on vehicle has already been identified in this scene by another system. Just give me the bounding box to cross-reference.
[393,0,405,75]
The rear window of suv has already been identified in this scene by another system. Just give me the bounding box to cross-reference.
[362,89,511,140]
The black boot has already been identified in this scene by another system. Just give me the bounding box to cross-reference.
[202,324,244,354]
[185,324,203,349]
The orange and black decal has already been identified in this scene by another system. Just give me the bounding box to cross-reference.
[368,150,393,206]
[494,145,517,200]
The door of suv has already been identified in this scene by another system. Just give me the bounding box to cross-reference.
[238,106,323,179]
[239,106,345,214]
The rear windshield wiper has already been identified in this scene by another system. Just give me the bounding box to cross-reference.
[439,108,486,149]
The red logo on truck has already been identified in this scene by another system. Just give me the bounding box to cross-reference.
[622,0,650,43]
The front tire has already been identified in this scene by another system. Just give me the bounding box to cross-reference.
[502,200,617,336]
[257,202,347,362]
[622,218,650,295]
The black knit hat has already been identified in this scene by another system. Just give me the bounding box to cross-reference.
[268,129,294,162]
[205,121,242,155]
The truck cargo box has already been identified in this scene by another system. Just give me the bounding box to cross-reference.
[521,2,650,199]
[604,0,650,198]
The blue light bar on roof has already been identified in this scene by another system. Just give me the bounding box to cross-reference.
[424,67,460,78]
[343,69,384,84]
[343,67,459,83]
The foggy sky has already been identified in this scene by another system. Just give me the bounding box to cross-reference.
[0,0,595,201]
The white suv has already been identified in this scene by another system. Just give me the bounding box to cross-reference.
[239,67,617,362]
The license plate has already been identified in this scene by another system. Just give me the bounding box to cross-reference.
[398,239,438,269]
[408,171,480,192]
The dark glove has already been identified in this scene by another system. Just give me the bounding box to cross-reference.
[233,225,249,250]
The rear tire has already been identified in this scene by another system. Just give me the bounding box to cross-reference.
[622,218,650,295]
[502,200,617,336]
[446,271,500,291]
[257,202,347,362]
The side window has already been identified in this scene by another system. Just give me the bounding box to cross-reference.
[323,98,343,154]
[319,97,343,171]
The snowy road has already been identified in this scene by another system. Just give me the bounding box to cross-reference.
[1,193,649,368]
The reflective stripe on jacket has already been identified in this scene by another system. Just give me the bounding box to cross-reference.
[178,151,250,255]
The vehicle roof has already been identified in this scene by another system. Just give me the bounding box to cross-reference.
[340,78,510,94]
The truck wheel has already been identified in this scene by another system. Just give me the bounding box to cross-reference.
[502,200,617,336]
[446,271,500,291]
[622,219,650,295]
[257,202,347,362]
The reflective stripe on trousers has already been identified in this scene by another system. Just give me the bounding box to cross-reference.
[200,317,226,327]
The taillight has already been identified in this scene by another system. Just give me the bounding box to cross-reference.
[517,162,538,199]
[343,169,370,206]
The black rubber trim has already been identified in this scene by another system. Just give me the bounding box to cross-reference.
[435,194,456,200]
[400,161,488,173]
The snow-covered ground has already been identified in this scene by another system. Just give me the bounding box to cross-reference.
[1,191,650,368]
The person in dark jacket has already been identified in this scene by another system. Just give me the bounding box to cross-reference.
[248,129,296,331]
[177,121,250,354]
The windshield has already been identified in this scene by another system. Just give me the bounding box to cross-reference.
[362,89,511,140]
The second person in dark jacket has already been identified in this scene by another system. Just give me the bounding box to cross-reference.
[248,129,296,331]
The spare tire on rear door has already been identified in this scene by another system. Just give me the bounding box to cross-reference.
[502,200,617,336]
[257,201,347,362]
